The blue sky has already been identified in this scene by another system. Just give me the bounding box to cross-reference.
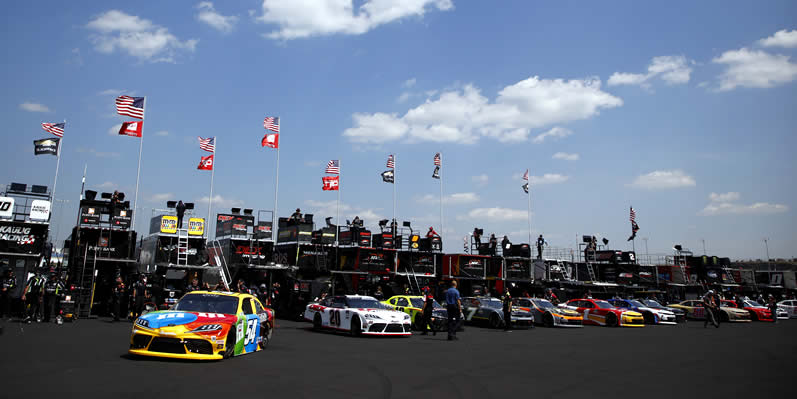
[2,1,795,260]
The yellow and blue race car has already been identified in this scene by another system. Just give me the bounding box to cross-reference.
[382,295,448,331]
[129,291,274,360]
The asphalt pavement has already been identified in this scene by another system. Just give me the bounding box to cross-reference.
[0,317,792,399]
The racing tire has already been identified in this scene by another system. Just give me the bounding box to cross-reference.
[258,322,272,350]
[643,312,655,324]
[606,313,618,327]
[350,317,362,337]
[489,313,502,329]
[223,331,236,359]
[313,314,322,331]
[543,313,554,328]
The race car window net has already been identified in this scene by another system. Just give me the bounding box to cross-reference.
[594,301,613,309]
[397,298,410,307]
[242,299,254,314]
[174,294,238,315]
[346,298,389,309]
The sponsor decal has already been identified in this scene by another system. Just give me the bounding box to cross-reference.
[160,216,178,234]
[29,200,50,221]
[189,324,223,333]
[188,218,204,236]
[80,206,100,225]
[0,197,14,218]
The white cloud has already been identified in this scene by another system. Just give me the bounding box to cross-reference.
[471,174,488,186]
[107,124,122,136]
[403,78,417,88]
[96,181,118,189]
[344,76,621,145]
[708,192,740,202]
[758,29,797,48]
[19,102,50,112]
[532,127,573,144]
[196,2,239,33]
[417,192,479,204]
[457,207,527,222]
[530,173,569,185]
[608,55,692,87]
[712,47,797,91]
[155,130,169,137]
[98,89,123,96]
[552,152,579,161]
[630,170,696,190]
[196,194,244,208]
[397,92,411,103]
[256,0,454,40]
[150,193,174,202]
[87,10,198,63]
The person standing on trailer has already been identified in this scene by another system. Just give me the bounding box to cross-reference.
[536,235,547,259]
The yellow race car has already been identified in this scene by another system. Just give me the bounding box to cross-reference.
[668,300,751,322]
[129,291,274,360]
[382,295,447,331]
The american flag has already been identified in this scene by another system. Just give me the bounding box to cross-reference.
[630,207,636,222]
[325,160,340,174]
[41,122,65,137]
[198,136,215,152]
[387,154,395,169]
[434,152,441,166]
[522,169,529,181]
[115,96,145,119]
[264,116,280,132]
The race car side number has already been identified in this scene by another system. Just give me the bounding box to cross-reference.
[465,307,478,321]
[244,319,257,346]
[329,309,342,326]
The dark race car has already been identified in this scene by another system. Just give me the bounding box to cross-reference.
[461,296,534,329]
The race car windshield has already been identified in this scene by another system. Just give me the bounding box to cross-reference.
[594,301,614,309]
[346,298,388,309]
[744,300,764,307]
[174,294,239,314]
[628,300,646,308]
[482,299,503,309]
[643,300,665,309]
[532,299,554,309]
[410,298,443,309]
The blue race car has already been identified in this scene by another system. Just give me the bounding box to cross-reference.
[607,298,677,325]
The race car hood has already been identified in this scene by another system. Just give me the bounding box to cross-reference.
[639,306,674,316]
[550,308,580,317]
[358,308,410,321]
[720,306,748,316]
[137,310,237,329]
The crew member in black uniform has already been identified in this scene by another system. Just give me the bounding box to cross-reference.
[472,228,482,248]
[420,294,437,336]
[488,234,498,255]
[290,208,303,223]
[110,276,125,322]
[502,288,512,331]
[42,273,64,322]
[185,277,201,293]
[176,200,186,228]
[501,235,511,255]
[22,271,45,323]
[536,234,547,259]
[1,271,16,320]
[131,275,149,319]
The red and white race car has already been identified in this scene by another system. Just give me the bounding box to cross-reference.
[560,298,645,327]
[303,295,412,336]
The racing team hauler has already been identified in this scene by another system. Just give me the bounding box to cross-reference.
[445,281,462,341]
[703,290,719,328]
[502,288,512,331]
[22,270,45,323]
[420,294,437,336]
[42,273,64,323]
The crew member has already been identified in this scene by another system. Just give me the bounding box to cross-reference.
[42,273,64,322]
[445,281,462,341]
[489,234,498,255]
[185,277,201,293]
[237,279,249,294]
[131,275,149,319]
[472,228,482,248]
[767,294,778,323]
[502,288,512,331]
[22,270,45,323]
[110,276,125,322]
[420,294,437,336]
[1,271,16,320]
[373,286,385,301]
[176,200,186,229]
[290,208,303,223]
[501,235,511,255]
[426,227,440,238]
[703,290,719,328]
[536,235,547,259]
[544,288,559,305]
[390,219,398,237]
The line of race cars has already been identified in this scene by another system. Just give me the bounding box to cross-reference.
[125,291,793,361]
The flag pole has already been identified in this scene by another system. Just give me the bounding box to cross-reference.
[336,159,341,245]
[207,137,216,237]
[393,154,397,227]
[527,171,532,254]
[272,123,280,233]
[50,119,64,205]
[132,97,145,234]
[439,152,443,244]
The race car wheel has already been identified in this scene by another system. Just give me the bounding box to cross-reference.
[543,313,554,328]
[350,317,362,337]
[223,331,235,359]
[489,313,502,329]
[606,313,618,327]
[313,314,322,331]
[258,322,271,350]
[643,312,655,324]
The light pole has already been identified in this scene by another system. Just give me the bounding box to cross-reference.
[764,238,771,271]
[701,239,706,255]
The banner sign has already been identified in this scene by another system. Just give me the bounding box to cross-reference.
[29,200,51,222]
[112,208,132,228]
[216,214,254,237]
[0,197,14,218]
[0,221,47,254]
[34,138,60,156]
[160,216,178,234]
[80,206,100,225]
[188,218,205,236]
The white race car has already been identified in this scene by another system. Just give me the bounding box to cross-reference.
[777,300,797,319]
[303,295,412,336]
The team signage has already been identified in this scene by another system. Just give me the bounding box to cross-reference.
[112,209,132,228]
[188,218,205,236]
[0,197,14,218]
[0,221,47,254]
[34,138,60,156]
[29,200,51,222]
[160,215,178,234]
[80,206,100,225]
